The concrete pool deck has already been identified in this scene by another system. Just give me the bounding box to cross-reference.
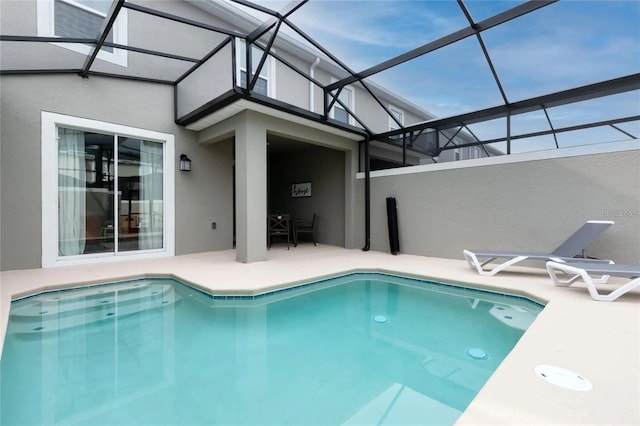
[1,245,639,424]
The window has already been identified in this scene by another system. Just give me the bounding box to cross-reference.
[454,148,461,161]
[471,147,481,159]
[331,86,353,124]
[37,0,128,66]
[388,106,404,131]
[236,39,275,97]
[42,112,174,267]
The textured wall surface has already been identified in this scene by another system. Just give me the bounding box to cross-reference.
[0,75,234,270]
[356,149,640,264]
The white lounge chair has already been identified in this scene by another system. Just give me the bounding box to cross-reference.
[546,261,640,302]
[463,220,614,276]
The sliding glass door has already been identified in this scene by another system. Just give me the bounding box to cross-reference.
[57,127,164,258]
[117,136,163,252]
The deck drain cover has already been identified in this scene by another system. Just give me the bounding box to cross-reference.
[535,365,593,391]
[373,315,388,323]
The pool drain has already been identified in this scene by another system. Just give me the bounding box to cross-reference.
[373,315,388,323]
[534,365,593,391]
[466,348,489,360]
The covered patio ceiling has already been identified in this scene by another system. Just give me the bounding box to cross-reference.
[1,0,639,156]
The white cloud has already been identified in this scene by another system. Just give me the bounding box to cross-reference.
[487,36,639,101]
[288,1,463,48]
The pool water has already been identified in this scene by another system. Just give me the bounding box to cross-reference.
[1,273,542,425]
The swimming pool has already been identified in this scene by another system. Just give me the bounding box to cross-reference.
[0,272,542,425]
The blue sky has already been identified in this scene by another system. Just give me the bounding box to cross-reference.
[235,0,639,151]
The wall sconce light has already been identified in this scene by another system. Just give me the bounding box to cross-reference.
[179,154,192,172]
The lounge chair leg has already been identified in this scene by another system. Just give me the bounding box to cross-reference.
[463,250,528,276]
[546,262,639,302]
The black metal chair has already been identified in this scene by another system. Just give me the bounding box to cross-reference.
[294,213,317,246]
[268,214,290,250]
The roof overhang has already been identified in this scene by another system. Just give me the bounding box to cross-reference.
[182,90,365,141]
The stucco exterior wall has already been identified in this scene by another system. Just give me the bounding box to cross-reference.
[0,0,232,81]
[355,148,640,264]
[366,142,427,168]
[312,68,331,114]
[197,109,360,250]
[176,42,233,118]
[0,74,234,271]
[273,49,312,111]
[349,87,432,135]
[0,0,465,173]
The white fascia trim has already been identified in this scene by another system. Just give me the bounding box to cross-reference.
[37,0,128,67]
[356,140,640,179]
[41,112,175,268]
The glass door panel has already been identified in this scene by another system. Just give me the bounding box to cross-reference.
[117,137,164,252]
[58,129,115,256]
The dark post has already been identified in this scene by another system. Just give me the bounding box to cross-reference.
[402,133,407,165]
[362,136,370,251]
[386,197,399,255]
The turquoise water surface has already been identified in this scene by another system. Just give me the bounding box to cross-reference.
[0,273,542,425]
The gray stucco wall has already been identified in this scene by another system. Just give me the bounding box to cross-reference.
[269,145,345,246]
[0,0,443,158]
[197,109,360,249]
[177,43,233,118]
[0,0,444,152]
[274,50,312,111]
[312,68,331,114]
[0,0,232,81]
[177,137,234,257]
[367,141,428,169]
[356,149,640,264]
[0,74,233,270]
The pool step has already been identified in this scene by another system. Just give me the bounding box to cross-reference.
[9,281,179,334]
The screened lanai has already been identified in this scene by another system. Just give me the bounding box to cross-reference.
[1,0,639,251]
[2,0,638,156]
[0,0,640,256]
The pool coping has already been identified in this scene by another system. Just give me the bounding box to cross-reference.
[1,246,638,425]
[9,269,547,308]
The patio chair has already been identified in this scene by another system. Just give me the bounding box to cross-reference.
[268,214,290,250]
[463,220,614,276]
[294,213,317,247]
[546,261,640,302]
